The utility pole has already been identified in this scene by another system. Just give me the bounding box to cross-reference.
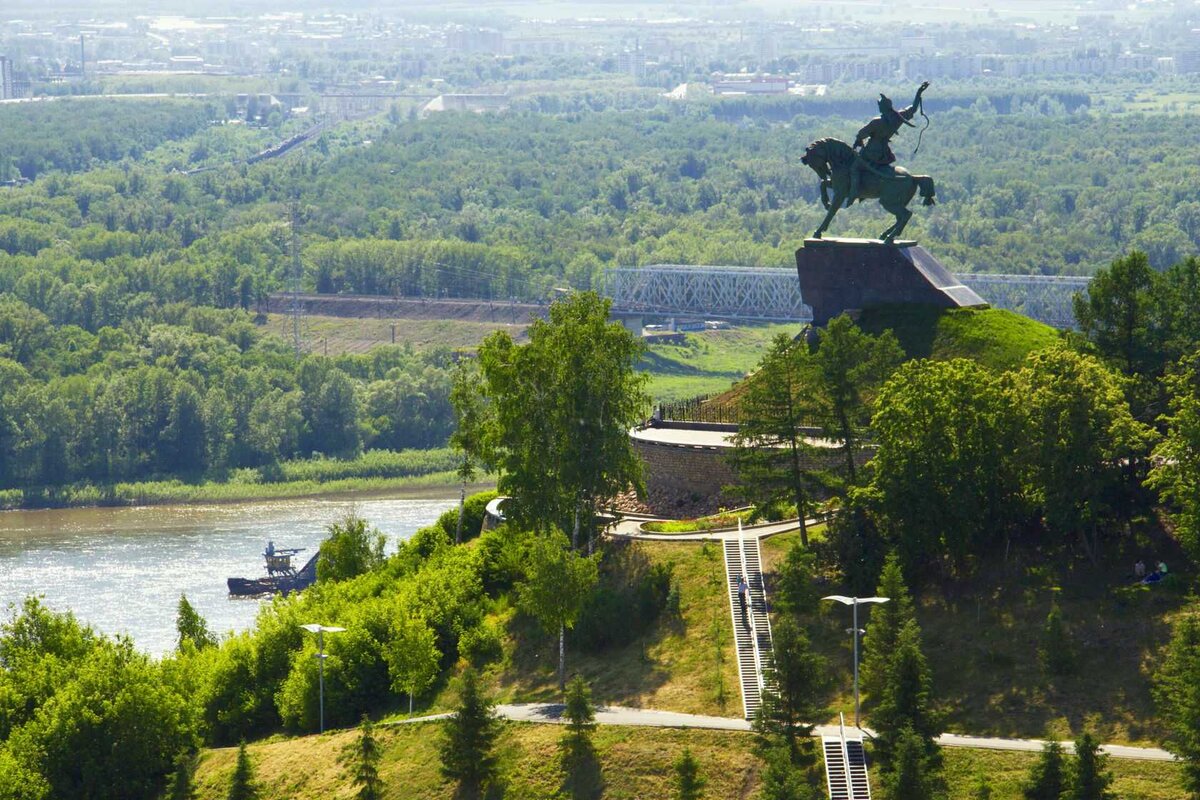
[290,198,302,358]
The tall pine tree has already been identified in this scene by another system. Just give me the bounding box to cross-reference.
[1153,614,1200,793]
[729,334,822,546]
[340,716,384,800]
[872,618,941,767]
[1067,733,1114,800]
[439,668,500,798]
[860,552,915,703]
[1022,740,1067,800]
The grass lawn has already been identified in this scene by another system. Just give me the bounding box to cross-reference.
[483,539,743,718]
[261,313,530,354]
[760,521,1187,746]
[190,719,1187,800]
[638,323,801,401]
[641,509,755,533]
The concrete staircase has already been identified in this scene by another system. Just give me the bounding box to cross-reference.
[723,532,774,719]
[823,715,872,800]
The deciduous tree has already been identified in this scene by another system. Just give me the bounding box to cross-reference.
[384,613,440,714]
[478,292,647,548]
[317,515,386,583]
[176,594,216,651]
[518,531,599,690]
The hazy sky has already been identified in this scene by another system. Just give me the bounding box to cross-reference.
[3,0,1101,23]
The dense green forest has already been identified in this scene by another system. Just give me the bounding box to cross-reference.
[0,100,214,180]
[0,302,457,493]
[4,96,1198,306]
[1,92,1199,496]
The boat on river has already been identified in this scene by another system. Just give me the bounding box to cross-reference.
[227,546,318,597]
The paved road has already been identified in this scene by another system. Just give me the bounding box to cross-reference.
[390,703,1175,762]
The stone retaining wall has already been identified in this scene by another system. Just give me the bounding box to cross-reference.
[633,433,873,518]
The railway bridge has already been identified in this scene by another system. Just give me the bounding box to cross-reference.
[600,265,1090,330]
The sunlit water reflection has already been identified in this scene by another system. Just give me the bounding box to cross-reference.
[0,494,456,656]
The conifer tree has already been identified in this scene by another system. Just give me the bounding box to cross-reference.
[881,726,944,800]
[439,668,500,798]
[860,552,915,703]
[559,675,600,800]
[1022,740,1067,800]
[729,334,821,546]
[756,744,820,800]
[872,618,941,767]
[1153,614,1200,793]
[166,752,197,800]
[673,749,705,800]
[227,742,258,800]
[340,716,384,800]
[563,674,596,738]
[756,617,826,758]
[1067,733,1114,800]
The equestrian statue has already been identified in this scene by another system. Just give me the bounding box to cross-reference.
[800,81,936,242]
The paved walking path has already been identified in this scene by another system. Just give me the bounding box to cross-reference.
[391,704,1175,762]
[606,516,813,541]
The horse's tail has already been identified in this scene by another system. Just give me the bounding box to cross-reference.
[916,175,936,206]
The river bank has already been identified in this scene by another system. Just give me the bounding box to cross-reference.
[0,449,492,512]
[0,494,459,655]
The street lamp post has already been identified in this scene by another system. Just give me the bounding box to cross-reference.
[300,623,346,733]
[821,595,889,729]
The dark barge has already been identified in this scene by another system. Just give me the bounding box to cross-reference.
[227,547,318,596]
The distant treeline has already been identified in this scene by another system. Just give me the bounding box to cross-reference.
[709,90,1092,122]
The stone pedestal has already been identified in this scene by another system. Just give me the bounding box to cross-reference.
[795,237,987,326]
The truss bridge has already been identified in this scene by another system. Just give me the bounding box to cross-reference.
[601,265,1091,329]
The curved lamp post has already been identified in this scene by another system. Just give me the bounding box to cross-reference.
[300,623,345,733]
[821,595,889,728]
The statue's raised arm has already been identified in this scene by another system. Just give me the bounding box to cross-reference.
[799,82,937,242]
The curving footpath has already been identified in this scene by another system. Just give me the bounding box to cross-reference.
[594,513,1177,763]
[606,515,816,541]
[389,703,1174,762]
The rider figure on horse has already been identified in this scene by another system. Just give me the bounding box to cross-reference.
[847,81,930,208]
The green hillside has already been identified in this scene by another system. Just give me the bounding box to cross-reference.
[856,305,1064,371]
[190,720,1187,800]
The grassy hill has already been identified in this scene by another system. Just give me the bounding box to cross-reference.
[855,305,1063,371]
[184,525,1189,798]
[190,719,1187,800]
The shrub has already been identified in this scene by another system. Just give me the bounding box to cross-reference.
[572,543,673,652]
[458,620,503,668]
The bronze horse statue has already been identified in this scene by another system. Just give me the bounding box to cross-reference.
[800,137,936,242]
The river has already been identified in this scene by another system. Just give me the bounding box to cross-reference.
[0,493,456,657]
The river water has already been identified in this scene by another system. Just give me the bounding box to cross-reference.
[0,494,456,656]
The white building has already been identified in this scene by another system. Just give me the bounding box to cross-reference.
[0,56,14,100]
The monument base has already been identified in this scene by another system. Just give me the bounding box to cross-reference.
[795,237,987,327]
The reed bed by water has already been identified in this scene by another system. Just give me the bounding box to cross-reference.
[0,449,471,510]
